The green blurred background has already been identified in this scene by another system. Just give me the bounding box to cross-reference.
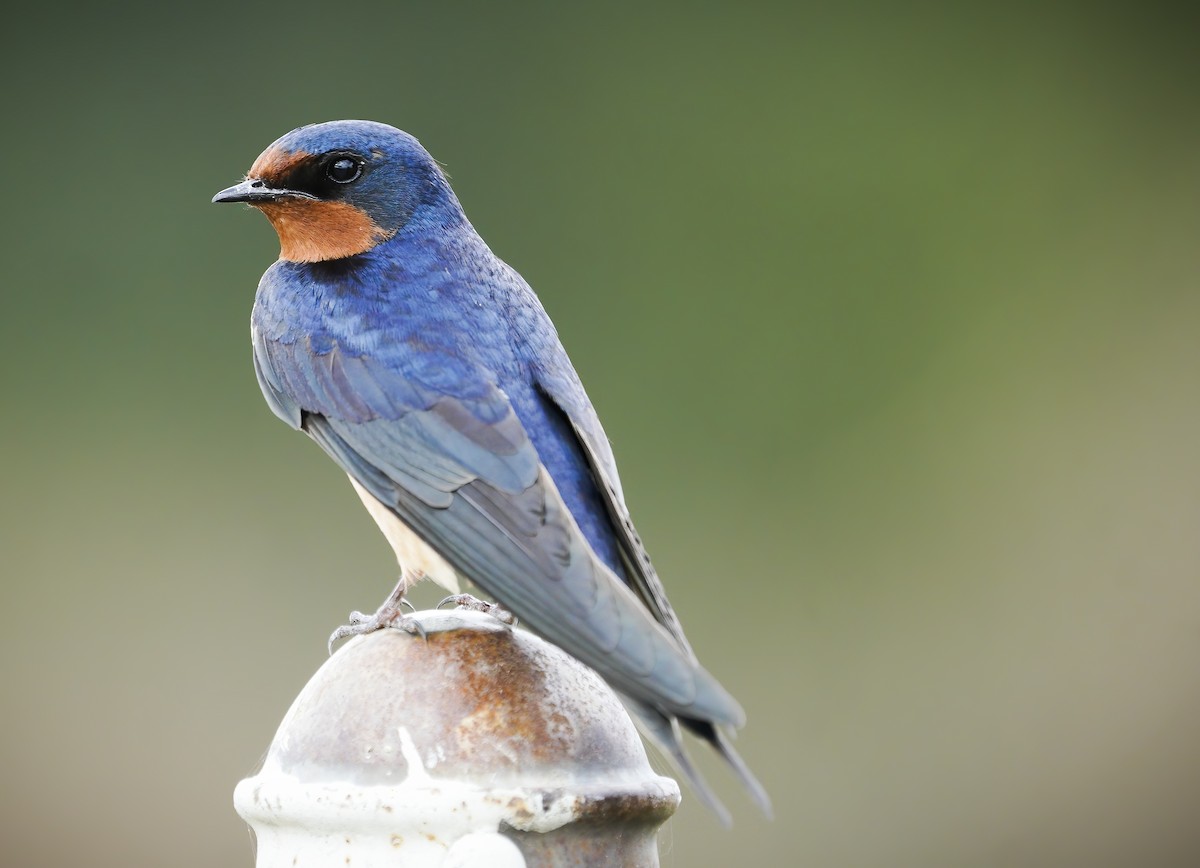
[2,1,1198,865]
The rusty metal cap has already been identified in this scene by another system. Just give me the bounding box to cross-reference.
[235,609,680,867]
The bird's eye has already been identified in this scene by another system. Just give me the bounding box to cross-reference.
[326,157,363,184]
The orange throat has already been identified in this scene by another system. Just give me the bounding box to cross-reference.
[256,199,391,262]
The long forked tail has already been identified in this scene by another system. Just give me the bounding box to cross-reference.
[624,698,774,825]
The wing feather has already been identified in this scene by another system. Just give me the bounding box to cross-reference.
[532,381,694,656]
[255,326,742,724]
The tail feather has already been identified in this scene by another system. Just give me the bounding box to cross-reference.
[701,723,774,820]
[625,698,732,826]
[625,698,772,825]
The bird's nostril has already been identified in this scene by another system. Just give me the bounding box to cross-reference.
[250,180,264,188]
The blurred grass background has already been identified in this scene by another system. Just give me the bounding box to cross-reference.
[2,1,1198,865]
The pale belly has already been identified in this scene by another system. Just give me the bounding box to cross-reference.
[348,476,462,595]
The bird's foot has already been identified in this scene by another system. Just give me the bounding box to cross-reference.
[437,594,517,625]
[328,598,425,654]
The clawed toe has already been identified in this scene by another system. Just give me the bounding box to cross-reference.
[396,614,427,641]
[327,622,356,655]
[327,582,511,655]
[436,593,517,625]
[328,604,426,654]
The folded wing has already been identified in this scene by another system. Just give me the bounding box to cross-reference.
[253,327,744,727]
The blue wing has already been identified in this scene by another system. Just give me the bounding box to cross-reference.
[532,373,694,655]
[252,319,744,727]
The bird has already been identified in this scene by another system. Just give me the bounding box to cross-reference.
[213,120,770,822]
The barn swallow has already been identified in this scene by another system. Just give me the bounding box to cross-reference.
[214,120,770,821]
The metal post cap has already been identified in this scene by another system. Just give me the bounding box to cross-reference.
[235,609,680,867]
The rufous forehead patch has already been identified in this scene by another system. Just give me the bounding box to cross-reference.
[249,147,313,188]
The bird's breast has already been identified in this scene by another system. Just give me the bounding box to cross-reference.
[347,476,461,594]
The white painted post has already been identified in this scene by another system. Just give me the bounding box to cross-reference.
[234,609,680,867]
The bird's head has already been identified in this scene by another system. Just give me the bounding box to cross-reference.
[213,120,458,262]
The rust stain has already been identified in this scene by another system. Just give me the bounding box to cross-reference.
[505,795,535,824]
[270,621,634,785]
[572,790,680,825]
[435,629,572,768]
